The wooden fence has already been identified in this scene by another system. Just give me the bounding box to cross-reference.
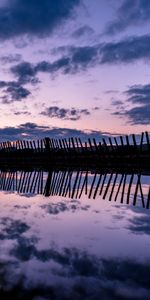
[0,170,149,209]
[0,131,149,154]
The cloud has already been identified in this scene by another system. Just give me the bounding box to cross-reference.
[0,122,115,141]
[1,234,150,300]
[105,0,150,35]
[13,111,31,116]
[0,54,22,64]
[100,35,150,64]
[36,46,98,74]
[113,84,150,125]
[0,61,40,102]
[11,62,38,85]
[0,218,30,240]
[4,34,143,100]
[0,0,81,40]
[11,46,99,82]
[125,84,150,104]
[118,105,150,125]
[11,35,150,85]
[41,201,90,215]
[72,25,94,38]
[128,213,150,235]
[41,106,90,120]
[0,80,31,103]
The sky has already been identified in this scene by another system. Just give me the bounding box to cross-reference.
[0,0,150,141]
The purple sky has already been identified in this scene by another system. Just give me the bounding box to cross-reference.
[0,0,150,140]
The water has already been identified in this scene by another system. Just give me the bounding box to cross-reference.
[0,170,150,299]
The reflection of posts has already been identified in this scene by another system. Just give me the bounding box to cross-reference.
[0,170,149,209]
[44,171,52,196]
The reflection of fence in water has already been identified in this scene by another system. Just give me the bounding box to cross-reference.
[0,170,149,208]
[0,171,44,195]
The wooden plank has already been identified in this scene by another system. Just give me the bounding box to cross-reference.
[78,171,88,198]
[88,138,94,152]
[37,139,40,152]
[41,139,44,152]
[132,134,137,150]
[146,187,150,209]
[133,175,140,206]
[120,136,124,147]
[33,140,37,151]
[65,172,73,197]
[62,139,67,152]
[53,171,62,194]
[145,131,150,150]
[75,171,83,198]
[44,138,50,151]
[58,139,63,150]
[99,173,107,195]
[88,172,97,198]
[30,141,34,150]
[108,173,118,202]
[20,140,24,150]
[140,132,144,152]
[114,174,124,202]
[64,138,69,151]
[108,137,114,152]
[127,174,134,204]
[125,135,130,147]
[62,171,70,196]
[93,138,99,152]
[120,174,127,203]
[32,172,41,194]
[103,173,113,199]
[102,138,109,153]
[71,171,80,198]
[138,178,145,208]
[44,171,52,197]
[71,137,76,152]
[93,174,103,199]
[78,138,84,152]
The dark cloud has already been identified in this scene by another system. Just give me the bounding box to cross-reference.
[13,111,31,116]
[41,106,90,120]
[0,80,31,103]
[72,25,94,38]
[41,201,90,215]
[105,0,150,35]
[92,106,100,111]
[1,238,150,299]
[113,84,150,125]
[100,35,150,64]
[0,122,113,141]
[0,54,22,64]
[128,213,150,235]
[11,62,38,85]
[0,61,40,102]
[119,105,150,125]
[36,46,98,74]
[125,84,150,104]
[112,100,123,106]
[0,218,30,240]
[0,0,81,40]
[11,46,99,82]
[11,35,150,86]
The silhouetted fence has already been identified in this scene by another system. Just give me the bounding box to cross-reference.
[0,131,149,154]
[0,169,149,209]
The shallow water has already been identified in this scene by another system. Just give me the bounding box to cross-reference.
[0,171,150,299]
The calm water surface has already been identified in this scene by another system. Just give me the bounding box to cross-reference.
[0,171,150,299]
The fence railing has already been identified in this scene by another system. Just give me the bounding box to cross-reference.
[0,131,149,154]
[0,170,149,209]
